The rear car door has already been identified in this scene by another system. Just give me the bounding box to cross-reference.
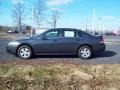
[56,29,79,54]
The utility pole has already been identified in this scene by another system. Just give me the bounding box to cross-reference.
[31,6,34,37]
[81,22,85,31]
[98,17,102,35]
[102,23,105,35]
[92,8,96,35]
[85,19,88,33]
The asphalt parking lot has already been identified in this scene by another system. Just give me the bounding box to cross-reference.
[0,34,120,64]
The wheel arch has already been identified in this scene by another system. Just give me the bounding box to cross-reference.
[77,44,93,54]
[16,44,34,56]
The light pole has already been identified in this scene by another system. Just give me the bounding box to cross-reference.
[92,8,96,35]
[80,22,84,31]
[98,17,102,35]
[85,19,88,33]
[31,6,34,37]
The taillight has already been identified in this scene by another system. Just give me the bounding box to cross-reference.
[99,36,104,43]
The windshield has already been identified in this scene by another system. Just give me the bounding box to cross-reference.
[31,33,43,38]
[31,34,41,39]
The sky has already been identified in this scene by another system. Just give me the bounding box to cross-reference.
[0,0,120,31]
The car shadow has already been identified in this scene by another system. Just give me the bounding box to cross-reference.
[33,55,78,59]
[93,50,117,58]
[32,50,117,59]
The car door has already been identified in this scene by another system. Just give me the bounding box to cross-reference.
[56,29,79,54]
[34,29,62,54]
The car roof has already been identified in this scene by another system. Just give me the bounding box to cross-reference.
[50,28,81,31]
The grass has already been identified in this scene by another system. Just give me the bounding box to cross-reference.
[0,64,120,90]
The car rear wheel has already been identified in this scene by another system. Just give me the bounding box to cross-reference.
[78,46,92,59]
[17,45,32,59]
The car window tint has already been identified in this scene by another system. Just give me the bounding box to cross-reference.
[45,31,58,39]
[78,31,89,37]
[64,31,75,37]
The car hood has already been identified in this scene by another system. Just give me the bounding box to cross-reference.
[8,37,37,46]
[12,37,34,42]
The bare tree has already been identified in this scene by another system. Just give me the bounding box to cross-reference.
[12,1,25,33]
[34,0,46,28]
[49,10,60,29]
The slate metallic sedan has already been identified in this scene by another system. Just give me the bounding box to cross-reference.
[7,28,105,59]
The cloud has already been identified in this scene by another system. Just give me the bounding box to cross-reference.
[47,0,72,6]
[102,16,116,20]
[11,0,24,4]
[51,8,63,12]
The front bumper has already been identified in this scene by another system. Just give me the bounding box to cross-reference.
[6,45,17,55]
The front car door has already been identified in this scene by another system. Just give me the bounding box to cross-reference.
[34,29,62,54]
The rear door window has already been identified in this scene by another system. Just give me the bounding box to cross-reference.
[63,30,76,38]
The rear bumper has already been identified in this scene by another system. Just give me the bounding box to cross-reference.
[92,43,105,53]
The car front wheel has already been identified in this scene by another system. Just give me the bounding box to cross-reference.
[17,45,32,59]
[78,46,92,59]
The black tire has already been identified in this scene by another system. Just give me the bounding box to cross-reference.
[78,46,92,59]
[17,45,32,59]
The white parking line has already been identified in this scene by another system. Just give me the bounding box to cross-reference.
[105,42,120,45]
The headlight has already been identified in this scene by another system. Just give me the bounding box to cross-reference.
[8,42,19,46]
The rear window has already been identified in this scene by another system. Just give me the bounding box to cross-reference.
[78,31,91,37]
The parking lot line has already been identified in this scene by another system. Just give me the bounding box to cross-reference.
[105,42,120,45]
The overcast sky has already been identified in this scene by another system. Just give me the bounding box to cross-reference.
[0,0,120,31]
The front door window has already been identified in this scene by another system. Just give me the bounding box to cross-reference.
[45,31,58,39]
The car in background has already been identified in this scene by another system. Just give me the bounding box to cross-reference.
[7,30,27,34]
[6,28,105,59]
[7,30,13,33]
[7,30,19,34]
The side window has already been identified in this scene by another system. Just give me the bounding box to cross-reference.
[78,31,89,37]
[63,30,75,38]
[45,30,58,39]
